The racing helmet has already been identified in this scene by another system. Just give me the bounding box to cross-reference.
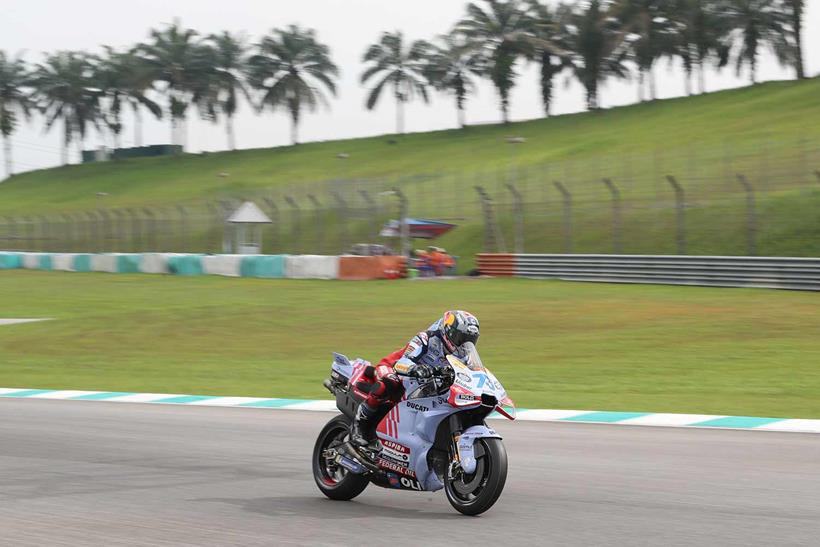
[440,310,480,352]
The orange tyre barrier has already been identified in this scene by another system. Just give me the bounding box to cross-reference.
[338,256,407,280]
[477,254,516,276]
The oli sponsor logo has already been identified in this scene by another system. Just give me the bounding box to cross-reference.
[400,477,423,491]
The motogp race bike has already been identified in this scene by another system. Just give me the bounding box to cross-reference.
[312,342,515,516]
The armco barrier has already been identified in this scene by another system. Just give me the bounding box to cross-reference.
[338,255,407,280]
[478,254,820,291]
[476,254,516,277]
[285,255,340,280]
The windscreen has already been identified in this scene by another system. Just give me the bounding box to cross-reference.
[459,342,484,371]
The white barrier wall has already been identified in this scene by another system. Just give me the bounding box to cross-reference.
[140,253,170,274]
[52,254,77,271]
[22,253,42,269]
[202,255,243,277]
[91,254,118,273]
[285,255,340,280]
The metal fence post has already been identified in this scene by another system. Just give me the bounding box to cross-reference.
[665,175,686,255]
[37,215,49,252]
[736,174,757,256]
[98,209,111,252]
[176,205,187,252]
[206,202,220,253]
[331,191,349,253]
[285,196,301,254]
[4,216,17,251]
[263,197,279,253]
[392,187,410,258]
[308,194,324,254]
[474,186,506,253]
[127,208,141,252]
[553,181,573,254]
[505,183,524,254]
[142,208,157,252]
[359,189,379,240]
[602,178,622,254]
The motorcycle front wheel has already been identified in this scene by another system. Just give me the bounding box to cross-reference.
[444,438,508,516]
[312,414,370,501]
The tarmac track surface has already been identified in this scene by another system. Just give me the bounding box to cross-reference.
[1,399,819,546]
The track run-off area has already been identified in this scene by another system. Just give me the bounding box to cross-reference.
[1,399,819,546]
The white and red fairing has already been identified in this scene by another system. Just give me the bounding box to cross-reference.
[341,344,514,489]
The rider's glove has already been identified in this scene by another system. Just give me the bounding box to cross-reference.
[409,364,434,380]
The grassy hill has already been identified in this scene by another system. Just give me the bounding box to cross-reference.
[1,78,819,262]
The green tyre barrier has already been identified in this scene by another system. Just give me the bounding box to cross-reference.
[0,252,23,269]
[72,254,93,272]
[240,255,287,278]
[167,254,204,276]
[38,254,53,270]
[116,254,143,273]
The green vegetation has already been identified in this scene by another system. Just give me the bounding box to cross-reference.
[1,271,819,418]
[2,78,817,214]
[2,79,819,264]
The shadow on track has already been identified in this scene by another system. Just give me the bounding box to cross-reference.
[195,495,460,521]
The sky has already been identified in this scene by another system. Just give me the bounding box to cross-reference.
[2,0,819,175]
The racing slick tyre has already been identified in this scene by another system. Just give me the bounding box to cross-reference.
[313,414,370,501]
[444,438,508,516]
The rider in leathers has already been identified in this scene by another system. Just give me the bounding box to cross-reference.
[346,310,480,457]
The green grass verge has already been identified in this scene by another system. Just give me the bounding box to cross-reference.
[1,271,819,418]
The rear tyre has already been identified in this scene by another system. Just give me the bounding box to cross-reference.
[444,438,508,516]
[312,414,370,501]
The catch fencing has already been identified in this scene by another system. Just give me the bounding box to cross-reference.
[477,254,820,291]
[1,135,819,258]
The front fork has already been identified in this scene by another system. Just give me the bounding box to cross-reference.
[448,414,502,476]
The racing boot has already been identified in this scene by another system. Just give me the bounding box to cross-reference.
[343,402,380,462]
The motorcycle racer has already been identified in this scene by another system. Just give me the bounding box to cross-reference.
[345,310,480,458]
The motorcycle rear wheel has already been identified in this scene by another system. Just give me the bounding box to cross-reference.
[312,414,370,501]
[444,438,508,516]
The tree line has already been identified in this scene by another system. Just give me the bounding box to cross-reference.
[0,0,809,177]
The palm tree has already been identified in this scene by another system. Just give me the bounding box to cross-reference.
[614,0,677,101]
[722,0,790,83]
[783,0,805,79]
[30,51,102,164]
[246,25,338,145]
[96,47,162,149]
[521,0,574,116]
[360,31,430,134]
[564,0,630,110]
[668,0,730,94]
[423,33,485,128]
[204,32,249,150]
[0,51,33,178]
[457,0,530,123]
[138,21,211,148]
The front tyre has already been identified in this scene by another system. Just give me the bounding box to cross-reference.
[312,414,369,501]
[445,438,508,516]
